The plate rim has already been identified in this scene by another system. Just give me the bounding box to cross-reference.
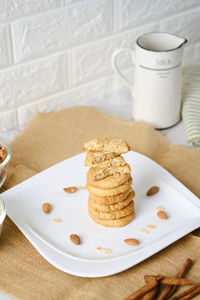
[2,151,200,277]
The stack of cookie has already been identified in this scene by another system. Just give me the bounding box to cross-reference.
[83,136,135,227]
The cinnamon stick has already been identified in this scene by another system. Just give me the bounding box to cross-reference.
[170,283,200,300]
[160,278,194,286]
[157,258,193,300]
[144,275,163,282]
[180,287,200,300]
[143,275,193,286]
[168,258,193,297]
[124,279,159,300]
[142,288,157,300]
[157,285,172,300]
[143,276,158,300]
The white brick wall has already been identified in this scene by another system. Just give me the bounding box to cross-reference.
[18,76,113,125]
[11,1,112,63]
[115,0,200,32]
[0,53,67,111]
[0,25,13,68]
[0,0,200,130]
[0,1,64,23]
[68,22,159,87]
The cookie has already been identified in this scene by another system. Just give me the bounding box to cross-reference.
[85,155,126,168]
[84,151,119,166]
[83,136,130,154]
[87,171,131,188]
[89,188,134,205]
[89,190,135,212]
[88,211,135,227]
[86,177,132,196]
[87,163,131,181]
[88,200,134,220]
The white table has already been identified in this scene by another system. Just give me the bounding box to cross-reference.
[0,88,190,300]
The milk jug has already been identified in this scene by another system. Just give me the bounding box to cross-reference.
[112,32,187,128]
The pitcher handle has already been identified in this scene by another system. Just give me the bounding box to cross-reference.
[111,47,135,90]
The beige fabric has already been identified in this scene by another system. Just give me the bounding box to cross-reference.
[0,106,200,300]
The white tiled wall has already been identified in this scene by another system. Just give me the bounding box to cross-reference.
[0,0,200,130]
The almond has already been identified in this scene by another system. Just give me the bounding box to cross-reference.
[42,202,51,214]
[124,238,139,246]
[157,210,168,220]
[64,186,77,193]
[70,234,81,245]
[0,146,7,163]
[146,186,159,196]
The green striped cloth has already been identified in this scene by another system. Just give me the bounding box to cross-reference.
[182,65,200,146]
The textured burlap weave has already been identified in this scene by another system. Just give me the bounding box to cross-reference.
[0,107,200,300]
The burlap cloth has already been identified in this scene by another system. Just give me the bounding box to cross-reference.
[0,107,200,300]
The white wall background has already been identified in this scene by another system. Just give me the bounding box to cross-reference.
[0,0,200,130]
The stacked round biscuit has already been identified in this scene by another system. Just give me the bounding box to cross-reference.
[83,136,135,227]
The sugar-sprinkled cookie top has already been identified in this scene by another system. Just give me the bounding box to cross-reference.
[83,136,130,154]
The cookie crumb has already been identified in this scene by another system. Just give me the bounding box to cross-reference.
[53,219,62,223]
[146,225,157,230]
[156,206,165,212]
[96,247,111,254]
[124,238,139,246]
[102,248,111,254]
[140,228,150,234]
[80,186,87,190]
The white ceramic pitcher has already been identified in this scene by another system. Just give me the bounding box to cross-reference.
[112,32,187,129]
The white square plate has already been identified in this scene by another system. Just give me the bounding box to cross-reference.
[2,151,200,277]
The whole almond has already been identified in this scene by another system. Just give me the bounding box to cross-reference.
[70,234,81,245]
[124,238,139,246]
[157,210,168,220]
[146,186,159,196]
[0,146,7,163]
[64,186,77,193]
[42,202,51,214]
